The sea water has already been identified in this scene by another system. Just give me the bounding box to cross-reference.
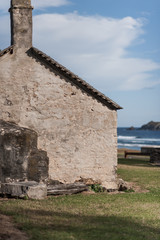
[118,128,160,150]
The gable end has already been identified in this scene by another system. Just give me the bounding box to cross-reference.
[29,47,122,111]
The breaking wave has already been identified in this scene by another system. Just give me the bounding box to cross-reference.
[118,128,160,150]
[118,143,160,148]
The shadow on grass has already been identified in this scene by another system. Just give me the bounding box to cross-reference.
[7,208,160,240]
[118,158,155,168]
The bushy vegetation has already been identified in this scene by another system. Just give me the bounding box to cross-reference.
[90,184,104,193]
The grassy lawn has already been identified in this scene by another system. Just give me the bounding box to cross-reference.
[0,155,160,240]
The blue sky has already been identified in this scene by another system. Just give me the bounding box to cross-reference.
[0,0,160,127]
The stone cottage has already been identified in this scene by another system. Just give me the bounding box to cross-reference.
[0,0,122,190]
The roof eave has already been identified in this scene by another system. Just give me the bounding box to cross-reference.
[0,46,14,57]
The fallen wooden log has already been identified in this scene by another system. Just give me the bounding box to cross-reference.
[47,183,88,195]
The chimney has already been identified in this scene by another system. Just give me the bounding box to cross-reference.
[9,0,33,49]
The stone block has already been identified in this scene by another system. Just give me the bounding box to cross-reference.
[1,181,47,199]
[118,178,128,191]
[0,120,49,183]
[28,150,49,183]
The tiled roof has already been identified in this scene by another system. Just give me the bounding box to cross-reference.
[30,47,122,110]
[0,46,13,57]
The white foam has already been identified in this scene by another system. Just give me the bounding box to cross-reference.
[136,138,160,142]
[118,143,160,148]
[118,136,160,142]
[118,136,136,140]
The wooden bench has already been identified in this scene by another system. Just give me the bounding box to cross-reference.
[124,151,150,159]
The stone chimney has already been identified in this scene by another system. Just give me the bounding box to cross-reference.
[9,0,33,49]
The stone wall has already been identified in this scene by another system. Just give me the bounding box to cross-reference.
[0,50,118,189]
[0,120,48,183]
[142,147,160,165]
[150,149,160,165]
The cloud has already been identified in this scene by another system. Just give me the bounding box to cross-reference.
[33,13,160,91]
[32,0,70,9]
[0,6,160,91]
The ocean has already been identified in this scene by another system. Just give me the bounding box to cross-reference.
[117,127,160,150]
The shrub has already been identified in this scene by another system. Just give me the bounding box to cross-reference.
[90,184,104,193]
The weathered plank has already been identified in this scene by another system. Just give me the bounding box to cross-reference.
[47,183,88,195]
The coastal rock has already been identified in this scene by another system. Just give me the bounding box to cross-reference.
[128,126,135,130]
[140,121,160,131]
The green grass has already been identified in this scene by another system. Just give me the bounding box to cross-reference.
[118,158,160,190]
[0,157,160,240]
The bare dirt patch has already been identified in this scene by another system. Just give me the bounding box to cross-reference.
[126,181,149,193]
[0,214,29,240]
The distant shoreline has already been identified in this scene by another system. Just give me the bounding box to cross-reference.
[118,121,160,131]
[118,127,160,131]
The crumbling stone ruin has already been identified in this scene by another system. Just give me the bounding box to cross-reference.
[0,120,49,199]
[150,149,160,165]
[141,147,160,165]
[0,120,49,183]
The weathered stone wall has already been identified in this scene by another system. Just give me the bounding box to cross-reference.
[141,147,160,165]
[0,120,49,183]
[150,149,160,164]
[0,50,117,189]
